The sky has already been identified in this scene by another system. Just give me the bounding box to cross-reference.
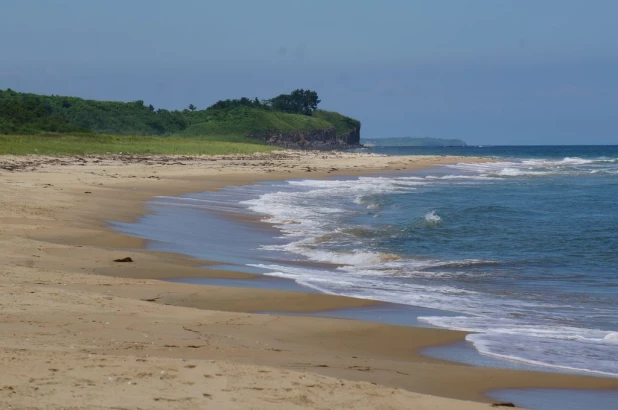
[1,0,617,144]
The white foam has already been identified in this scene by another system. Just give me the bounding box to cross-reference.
[426,174,500,181]
[604,332,618,342]
[296,249,389,266]
[417,314,618,377]
[494,168,548,177]
[424,210,441,224]
[240,175,430,246]
[353,195,384,209]
[466,333,618,377]
[352,195,365,205]
[445,156,618,180]
[237,161,618,377]
[560,157,595,165]
[251,248,618,377]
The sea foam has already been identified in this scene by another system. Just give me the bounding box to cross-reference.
[424,210,441,224]
[237,157,618,377]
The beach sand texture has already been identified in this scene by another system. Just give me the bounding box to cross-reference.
[1,151,617,409]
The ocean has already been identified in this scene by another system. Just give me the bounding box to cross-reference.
[113,145,618,379]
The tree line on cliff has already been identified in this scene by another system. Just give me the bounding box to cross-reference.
[0,88,326,136]
[209,89,320,116]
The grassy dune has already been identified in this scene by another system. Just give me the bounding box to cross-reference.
[0,134,276,156]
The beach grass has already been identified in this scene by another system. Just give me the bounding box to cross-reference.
[0,134,277,156]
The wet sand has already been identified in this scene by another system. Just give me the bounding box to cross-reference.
[1,151,617,409]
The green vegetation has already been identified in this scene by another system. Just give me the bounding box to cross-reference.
[0,89,187,135]
[0,134,275,156]
[269,89,320,115]
[313,110,361,136]
[206,89,320,116]
[0,90,89,134]
[182,107,333,138]
[0,89,360,147]
[363,137,467,147]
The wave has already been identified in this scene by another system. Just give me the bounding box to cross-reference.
[109,147,618,380]
[340,227,379,238]
[492,168,549,177]
[424,210,441,224]
[556,157,618,165]
[253,237,618,377]
[237,158,618,377]
[444,156,618,179]
[261,240,401,266]
[466,333,618,377]
[353,195,389,210]
[425,174,500,181]
[419,316,618,377]
[604,332,618,342]
[423,259,500,269]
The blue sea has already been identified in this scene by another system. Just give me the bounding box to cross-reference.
[113,145,618,379]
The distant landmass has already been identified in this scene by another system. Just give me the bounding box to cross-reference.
[363,137,467,147]
[0,88,360,149]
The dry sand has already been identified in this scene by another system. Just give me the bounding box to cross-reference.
[1,151,617,409]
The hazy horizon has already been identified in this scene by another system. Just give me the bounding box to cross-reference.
[2,0,617,145]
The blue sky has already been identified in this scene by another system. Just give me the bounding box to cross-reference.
[1,0,617,144]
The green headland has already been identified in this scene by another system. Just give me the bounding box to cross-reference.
[0,88,360,155]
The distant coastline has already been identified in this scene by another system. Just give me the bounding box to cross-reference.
[363,137,467,147]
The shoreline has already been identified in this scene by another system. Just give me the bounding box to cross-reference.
[2,151,617,408]
[107,156,618,379]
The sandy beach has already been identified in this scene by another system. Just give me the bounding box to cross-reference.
[1,150,617,410]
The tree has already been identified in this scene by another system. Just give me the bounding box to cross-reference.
[188,104,197,111]
[0,90,187,135]
[206,97,265,111]
[269,89,320,116]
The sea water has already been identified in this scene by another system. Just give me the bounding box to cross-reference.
[113,145,618,378]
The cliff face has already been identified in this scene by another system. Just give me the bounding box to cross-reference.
[247,123,361,149]
[337,123,361,145]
